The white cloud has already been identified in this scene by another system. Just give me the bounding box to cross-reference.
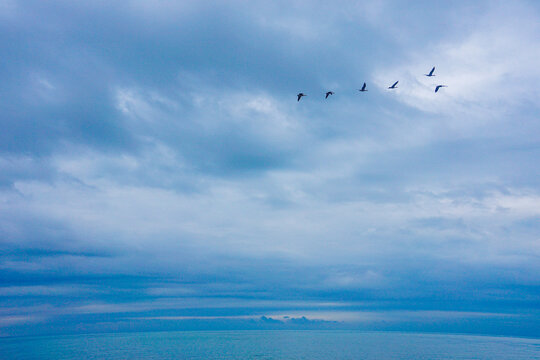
[1,2,539,331]
[374,2,540,120]
[4,143,539,270]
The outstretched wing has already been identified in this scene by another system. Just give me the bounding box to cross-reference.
[435,86,441,93]
[392,81,399,87]
[362,82,366,91]
[429,67,435,76]
[297,94,302,101]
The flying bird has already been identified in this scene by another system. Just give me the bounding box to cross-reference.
[425,67,436,77]
[435,85,447,93]
[325,91,334,99]
[388,81,399,89]
[297,93,306,101]
[358,83,368,92]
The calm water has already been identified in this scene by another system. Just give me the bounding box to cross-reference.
[0,330,539,360]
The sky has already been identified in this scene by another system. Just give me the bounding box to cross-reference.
[0,0,539,338]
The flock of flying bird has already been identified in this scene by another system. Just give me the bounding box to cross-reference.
[296,66,447,101]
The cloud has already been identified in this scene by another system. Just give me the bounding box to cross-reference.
[0,0,539,338]
[373,2,540,119]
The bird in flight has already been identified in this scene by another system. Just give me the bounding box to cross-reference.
[425,67,436,77]
[388,81,399,89]
[297,93,306,101]
[435,85,447,93]
[325,91,334,99]
[358,83,368,92]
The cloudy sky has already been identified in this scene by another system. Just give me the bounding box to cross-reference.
[1,0,539,337]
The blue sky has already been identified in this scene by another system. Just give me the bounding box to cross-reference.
[1,0,539,337]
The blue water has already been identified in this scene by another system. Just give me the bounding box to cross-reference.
[0,330,538,360]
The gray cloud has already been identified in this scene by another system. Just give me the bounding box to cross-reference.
[0,0,539,337]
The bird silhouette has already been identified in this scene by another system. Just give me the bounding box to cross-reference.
[388,81,399,89]
[435,85,447,93]
[425,67,436,77]
[358,83,368,92]
[325,91,334,99]
[297,93,306,101]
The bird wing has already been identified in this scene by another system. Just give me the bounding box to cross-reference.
[362,83,366,90]
[429,67,435,75]
[325,93,329,99]
[297,94,301,101]
[435,86,440,92]
[392,81,399,87]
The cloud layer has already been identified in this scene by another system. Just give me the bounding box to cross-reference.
[0,0,539,337]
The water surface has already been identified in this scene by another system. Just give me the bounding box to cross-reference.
[1,330,539,360]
